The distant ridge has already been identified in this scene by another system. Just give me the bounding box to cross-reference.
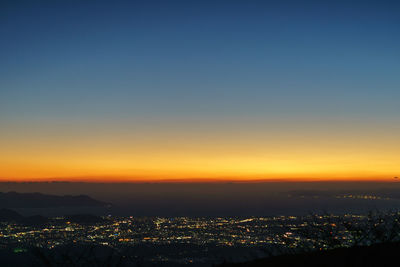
[0,208,23,222]
[0,191,107,208]
[0,208,48,225]
[0,208,106,226]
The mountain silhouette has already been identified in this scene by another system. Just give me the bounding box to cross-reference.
[219,242,400,267]
[65,214,106,224]
[0,208,24,222]
[0,209,48,225]
[0,191,107,208]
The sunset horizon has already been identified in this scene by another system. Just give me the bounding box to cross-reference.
[0,175,398,183]
[1,1,399,265]
[1,117,399,182]
[1,1,399,185]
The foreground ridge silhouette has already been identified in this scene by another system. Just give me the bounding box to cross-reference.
[218,242,400,267]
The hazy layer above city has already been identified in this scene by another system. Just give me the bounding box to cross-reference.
[2,182,400,217]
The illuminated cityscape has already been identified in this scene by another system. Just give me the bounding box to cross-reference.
[2,212,397,266]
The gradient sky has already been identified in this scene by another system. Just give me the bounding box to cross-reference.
[1,0,399,181]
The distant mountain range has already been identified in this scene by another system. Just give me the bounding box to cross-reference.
[0,209,49,225]
[0,191,108,208]
[0,208,106,225]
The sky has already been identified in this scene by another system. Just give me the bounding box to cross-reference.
[0,0,399,182]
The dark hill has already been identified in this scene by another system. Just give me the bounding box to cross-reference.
[23,215,49,226]
[219,242,400,267]
[0,208,24,222]
[66,214,106,224]
[0,209,106,226]
[0,209,48,225]
[0,191,107,208]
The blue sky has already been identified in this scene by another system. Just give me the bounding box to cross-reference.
[1,0,399,122]
[1,1,400,180]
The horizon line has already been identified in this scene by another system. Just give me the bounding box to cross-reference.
[0,176,398,184]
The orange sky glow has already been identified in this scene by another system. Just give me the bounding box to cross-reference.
[1,118,399,183]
